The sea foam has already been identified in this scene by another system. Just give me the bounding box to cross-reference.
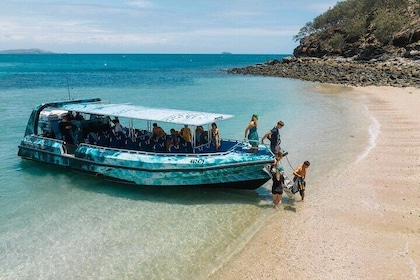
[355,104,380,163]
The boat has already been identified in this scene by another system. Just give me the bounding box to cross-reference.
[18,98,275,189]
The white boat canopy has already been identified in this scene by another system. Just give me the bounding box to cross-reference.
[60,102,234,126]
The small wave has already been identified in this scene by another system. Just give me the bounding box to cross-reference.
[355,105,380,163]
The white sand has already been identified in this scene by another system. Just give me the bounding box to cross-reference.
[208,86,420,280]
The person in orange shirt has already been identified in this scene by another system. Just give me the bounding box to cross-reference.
[293,160,310,201]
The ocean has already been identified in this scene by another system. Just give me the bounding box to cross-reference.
[0,54,373,279]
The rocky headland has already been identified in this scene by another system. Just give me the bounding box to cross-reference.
[228,0,420,88]
[227,55,419,87]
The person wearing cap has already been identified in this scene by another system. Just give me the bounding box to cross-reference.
[244,114,259,153]
[293,161,310,201]
[272,165,285,209]
[261,120,284,155]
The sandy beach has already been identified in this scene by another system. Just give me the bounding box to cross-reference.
[208,86,420,280]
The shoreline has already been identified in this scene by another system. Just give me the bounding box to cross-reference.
[355,103,380,164]
[208,85,420,279]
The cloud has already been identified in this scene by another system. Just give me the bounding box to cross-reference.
[187,27,297,37]
[0,0,337,53]
[126,0,153,8]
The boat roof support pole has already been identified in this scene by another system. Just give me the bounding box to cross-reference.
[191,125,196,153]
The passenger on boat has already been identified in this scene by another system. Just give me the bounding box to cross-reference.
[111,117,123,133]
[166,128,180,151]
[244,114,259,154]
[74,112,84,121]
[59,114,75,144]
[180,125,192,143]
[210,122,220,152]
[67,111,75,120]
[195,126,204,145]
[152,123,165,139]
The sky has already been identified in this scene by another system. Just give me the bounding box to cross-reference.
[0,0,339,54]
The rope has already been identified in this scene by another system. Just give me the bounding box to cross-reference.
[283,154,295,171]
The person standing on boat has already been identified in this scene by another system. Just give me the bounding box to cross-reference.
[261,120,284,155]
[244,114,259,153]
[293,161,310,201]
[180,125,192,143]
[59,114,74,144]
[152,123,165,139]
[272,165,285,209]
[210,123,220,151]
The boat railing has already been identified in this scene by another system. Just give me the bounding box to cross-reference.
[24,133,273,158]
[77,138,273,158]
[21,134,67,154]
[78,142,237,157]
[26,134,66,144]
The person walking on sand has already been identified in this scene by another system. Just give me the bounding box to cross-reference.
[261,120,284,155]
[272,165,285,209]
[244,114,259,153]
[293,161,310,201]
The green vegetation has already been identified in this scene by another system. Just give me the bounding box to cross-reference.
[294,0,412,46]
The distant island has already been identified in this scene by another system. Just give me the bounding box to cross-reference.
[0,48,54,54]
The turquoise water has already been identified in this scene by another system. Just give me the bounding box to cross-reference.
[0,54,371,279]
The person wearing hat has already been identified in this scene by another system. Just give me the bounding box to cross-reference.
[244,114,259,154]
[293,161,310,201]
[272,165,285,209]
[261,120,284,155]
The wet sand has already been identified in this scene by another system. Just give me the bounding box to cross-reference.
[208,86,420,280]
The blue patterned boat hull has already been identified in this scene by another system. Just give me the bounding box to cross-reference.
[18,136,272,189]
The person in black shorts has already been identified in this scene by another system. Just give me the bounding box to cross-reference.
[272,165,285,209]
[293,161,310,201]
[261,120,284,155]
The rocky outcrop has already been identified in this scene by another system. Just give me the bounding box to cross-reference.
[227,56,419,88]
[228,1,420,87]
[293,1,420,61]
